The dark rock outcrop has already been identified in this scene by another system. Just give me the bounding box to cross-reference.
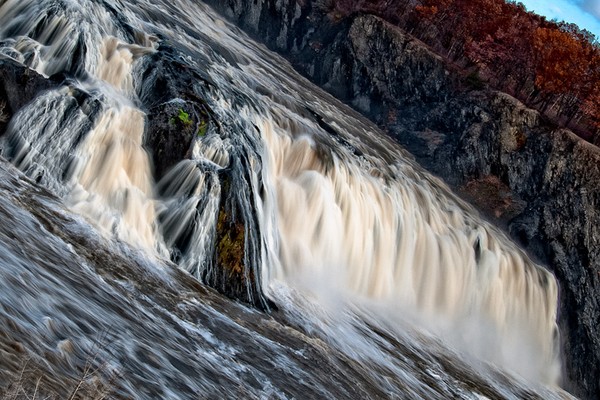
[0,57,55,135]
[200,1,600,398]
[208,163,272,311]
[137,45,212,180]
[428,93,600,399]
[136,43,270,309]
[144,100,208,180]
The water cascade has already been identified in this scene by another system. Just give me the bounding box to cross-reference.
[0,0,564,396]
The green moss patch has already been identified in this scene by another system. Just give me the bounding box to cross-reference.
[170,108,193,127]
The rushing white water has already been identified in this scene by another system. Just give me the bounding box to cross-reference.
[0,0,563,394]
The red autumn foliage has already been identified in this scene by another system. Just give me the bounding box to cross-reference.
[325,0,600,143]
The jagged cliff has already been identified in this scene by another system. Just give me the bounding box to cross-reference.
[201,1,600,398]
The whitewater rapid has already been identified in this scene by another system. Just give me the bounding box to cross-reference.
[0,0,564,395]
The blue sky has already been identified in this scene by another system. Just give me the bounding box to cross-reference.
[518,0,600,39]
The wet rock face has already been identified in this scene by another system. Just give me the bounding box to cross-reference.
[135,43,269,309]
[200,2,600,398]
[205,0,310,52]
[428,96,600,399]
[209,172,264,309]
[137,45,212,180]
[0,58,55,135]
[207,159,272,312]
[144,100,207,180]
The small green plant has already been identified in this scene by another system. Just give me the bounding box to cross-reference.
[177,108,192,126]
[197,120,208,137]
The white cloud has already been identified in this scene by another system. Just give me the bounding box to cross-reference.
[550,5,564,15]
[521,0,600,37]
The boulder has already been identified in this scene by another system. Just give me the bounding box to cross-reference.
[0,57,55,135]
[137,44,213,180]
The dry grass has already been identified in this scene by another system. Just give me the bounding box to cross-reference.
[1,359,121,400]
[0,332,123,400]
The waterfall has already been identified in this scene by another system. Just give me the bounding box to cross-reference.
[0,0,561,390]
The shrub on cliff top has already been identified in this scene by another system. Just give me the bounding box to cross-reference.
[326,0,600,142]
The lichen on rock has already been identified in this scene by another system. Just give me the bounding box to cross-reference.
[216,207,246,279]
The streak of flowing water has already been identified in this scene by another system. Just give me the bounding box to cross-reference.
[0,0,567,397]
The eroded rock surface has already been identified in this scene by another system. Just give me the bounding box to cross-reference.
[0,57,55,135]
